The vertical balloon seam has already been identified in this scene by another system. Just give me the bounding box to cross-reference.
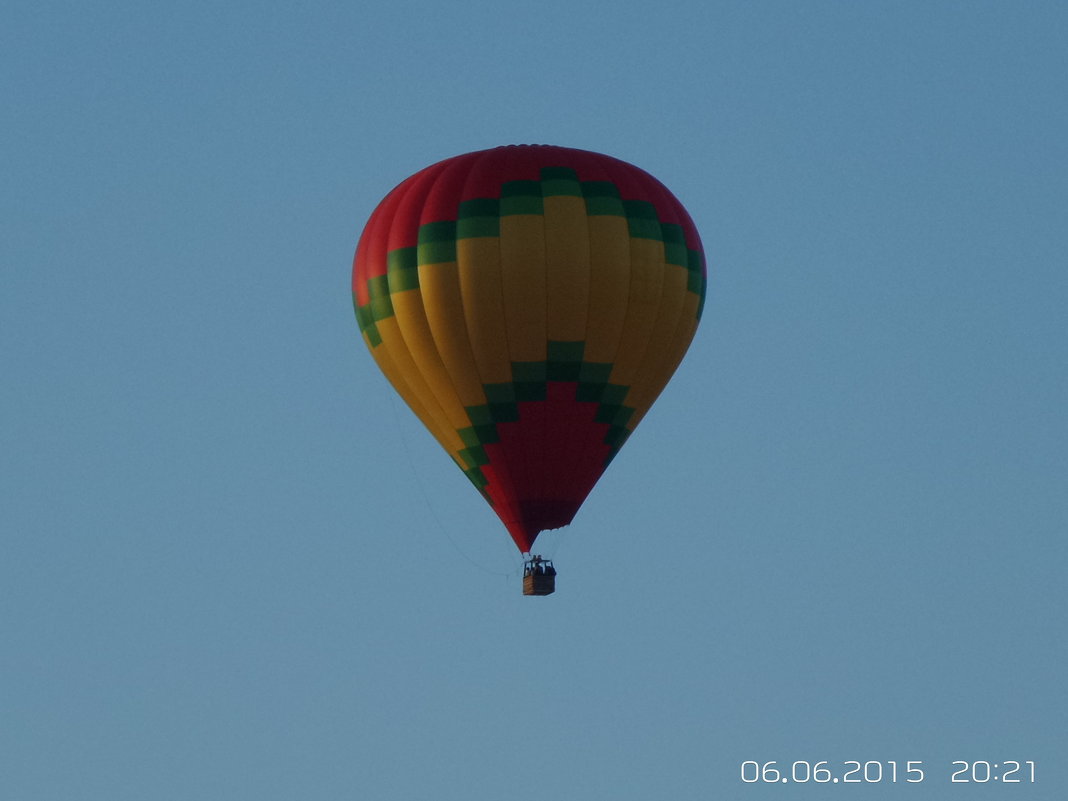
[574,155,600,519]
[517,146,550,540]
[467,147,532,542]
[627,192,705,435]
[619,168,692,440]
[357,178,467,462]
[384,163,467,458]
[353,198,450,454]
[645,190,706,429]
[596,157,659,463]
[606,158,653,463]
[417,154,490,484]
[483,147,547,547]
[574,153,635,475]
[531,149,600,540]
[438,153,512,497]
[543,153,595,522]
[458,147,524,531]
[487,146,533,543]
[612,157,704,459]
[488,145,550,548]
[396,161,484,472]
[421,156,492,455]
[540,148,582,532]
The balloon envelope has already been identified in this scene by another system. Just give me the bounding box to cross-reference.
[352,145,706,552]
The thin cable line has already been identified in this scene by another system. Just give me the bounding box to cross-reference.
[388,392,513,578]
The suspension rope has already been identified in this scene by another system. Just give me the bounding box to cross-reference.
[387,393,514,578]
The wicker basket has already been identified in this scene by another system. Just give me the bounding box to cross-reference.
[523,572,556,596]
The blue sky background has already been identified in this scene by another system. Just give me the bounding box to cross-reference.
[3,1,1066,798]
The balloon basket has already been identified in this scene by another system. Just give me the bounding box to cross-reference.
[522,556,556,596]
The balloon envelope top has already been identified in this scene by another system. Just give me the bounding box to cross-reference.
[352,145,706,553]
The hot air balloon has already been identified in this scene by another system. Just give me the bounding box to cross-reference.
[352,145,706,594]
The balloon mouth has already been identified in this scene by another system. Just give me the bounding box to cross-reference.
[503,499,579,553]
[474,380,613,554]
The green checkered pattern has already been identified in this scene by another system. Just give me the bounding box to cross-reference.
[353,167,706,348]
[454,340,634,497]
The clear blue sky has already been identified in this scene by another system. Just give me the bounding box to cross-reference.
[3,1,1066,798]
